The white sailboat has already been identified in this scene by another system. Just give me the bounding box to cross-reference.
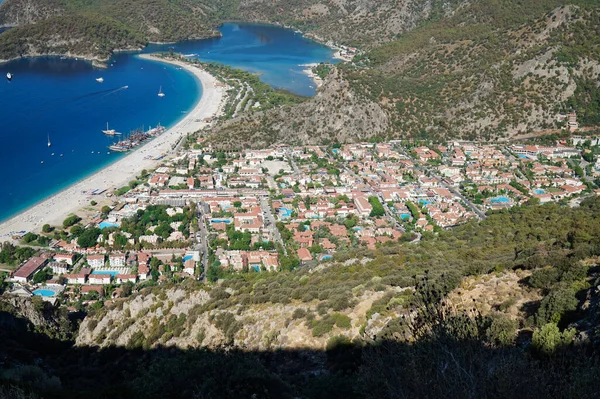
[158,86,165,97]
[47,133,51,147]
[102,122,120,136]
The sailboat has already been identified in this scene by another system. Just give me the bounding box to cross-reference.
[6,72,12,82]
[102,122,120,136]
[158,86,165,97]
[47,133,51,148]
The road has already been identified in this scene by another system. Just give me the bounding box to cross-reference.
[196,202,210,281]
[260,197,287,256]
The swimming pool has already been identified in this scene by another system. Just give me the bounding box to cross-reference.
[419,200,431,206]
[99,221,120,229]
[534,189,545,195]
[518,154,529,159]
[33,289,56,297]
[400,214,411,220]
[332,149,340,154]
[321,255,333,260]
[490,196,510,204]
[210,219,231,224]
[91,270,119,277]
[183,255,193,262]
[280,207,293,218]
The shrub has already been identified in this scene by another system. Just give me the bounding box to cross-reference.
[312,315,335,337]
[331,313,352,329]
[292,308,306,319]
[485,314,517,346]
[531,323,576,355]
[213,312,242,344]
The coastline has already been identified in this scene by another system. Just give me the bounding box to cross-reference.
[0,54,227,239]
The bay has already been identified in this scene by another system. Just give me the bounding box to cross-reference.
[0,23,335,223]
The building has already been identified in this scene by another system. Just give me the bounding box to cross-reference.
[297,248,313,263]
[12,254,51,283]
[88,274,112,285]
[354,196,372,217]
[63,273,87,285]
[109,253,126,267]
[183,259,195,275]
[48,262,69,275]
[87,254,105,268]
[116,274,137,284]
[54,253,75,265]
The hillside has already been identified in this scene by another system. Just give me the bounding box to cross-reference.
[3,198,600,397]
[344,1,600,141]
[0,0,229,61]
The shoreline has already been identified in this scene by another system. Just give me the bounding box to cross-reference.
[0,54,227,240]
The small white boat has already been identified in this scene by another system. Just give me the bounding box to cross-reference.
[60,154,63,157]
[6,72,12,81]
[41,160,44,164]
[47,133,51,147]
[102,122,120,136]
[51,153,55,156]
[158,86,165,97]
[96,77,104,83]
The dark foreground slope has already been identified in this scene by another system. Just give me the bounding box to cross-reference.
[3,198,600,398]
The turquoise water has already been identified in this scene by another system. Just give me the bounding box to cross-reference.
[518,154,529,159]
[210,219,231,224]
[33,289,56,297]
[183,255,193,261]
[400,214,411,220]
[91,270,119,277]
[534,189,545,194]
[280,207,293,218]
[99,221,120,229]
[419,200,431,206]
[321,255,333,260]
[491,196,510,203]
[0,23,335,223]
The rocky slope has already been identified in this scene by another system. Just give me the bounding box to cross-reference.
[206,67,390,148]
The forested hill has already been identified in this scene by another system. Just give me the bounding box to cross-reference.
[0,0,236,61]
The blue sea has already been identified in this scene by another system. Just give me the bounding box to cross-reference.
[0,23,335,223]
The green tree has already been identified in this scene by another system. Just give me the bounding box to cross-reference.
[531,323,576,355]
[63,214,81,228]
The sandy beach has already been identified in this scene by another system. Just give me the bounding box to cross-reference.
[0,54,227,239]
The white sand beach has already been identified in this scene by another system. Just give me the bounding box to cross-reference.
[0,54,227,239]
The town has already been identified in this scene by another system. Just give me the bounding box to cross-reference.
[2,125,600,308]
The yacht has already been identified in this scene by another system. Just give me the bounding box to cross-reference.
[102,122,120,136]
[47,133,51,147]
[6,72,12,82]
[96,77,104,83]
[158,86,165,97]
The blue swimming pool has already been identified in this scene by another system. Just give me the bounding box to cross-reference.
[534,189,545,195]
[491,196,510,204]
[518,154,529,159]
[91,270,119,277]
[332,149,340,154]
[210,219,231,224]
[33,289,56,297]
[400,214,411,220]
[321,255,333,260]
[183,255,193,262]
[99,221,120,229]
[280,207,293,218]
[419,200,431,206]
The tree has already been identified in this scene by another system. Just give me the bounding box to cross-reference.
[101,206,112,215]
[42,224,53,233]
[531,323,575,355]
[63,214,81,228]
[90,200,97,206]
[77,228,101,248]
[22,232,38,243]
[32,267,52,284]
